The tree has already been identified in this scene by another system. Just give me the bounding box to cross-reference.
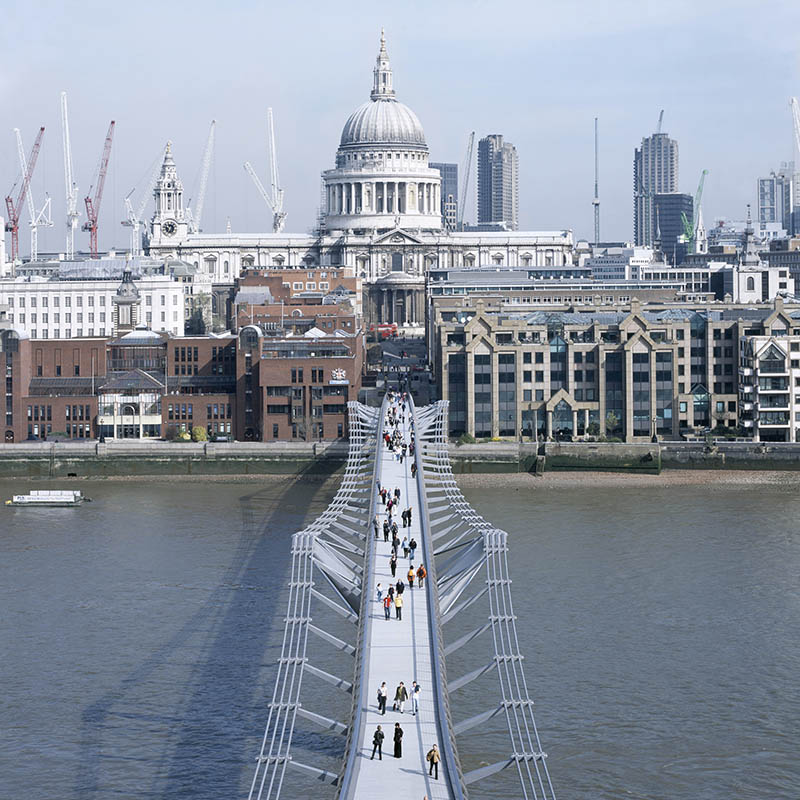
[587,421,600,437]
[191,426,208,442]
[605,411,620,435]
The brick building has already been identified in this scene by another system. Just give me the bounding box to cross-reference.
[1,321,363,443]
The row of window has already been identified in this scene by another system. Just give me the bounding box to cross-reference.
[27,405,91,422]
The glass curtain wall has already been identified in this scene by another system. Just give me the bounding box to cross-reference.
[498,353,516,436]
[473,354,492,438]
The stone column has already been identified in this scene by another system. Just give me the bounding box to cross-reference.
[572,410,579,437]
[584,408,589,433]
[546,409,553,439]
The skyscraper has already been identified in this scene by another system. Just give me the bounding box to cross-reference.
[634,129,679,246]
[758,163,795,232]
[430,162,458,231]
[477,135,519,230]
[654,193,693,265]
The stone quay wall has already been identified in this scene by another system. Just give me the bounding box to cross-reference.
[1,440,799,478]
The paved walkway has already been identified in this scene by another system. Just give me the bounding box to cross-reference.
[349,400,453,799]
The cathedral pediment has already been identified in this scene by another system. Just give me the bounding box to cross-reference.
[373,228,425,246]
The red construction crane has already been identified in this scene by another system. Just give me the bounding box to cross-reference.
[5,126,45,262]
[82,120,115,258]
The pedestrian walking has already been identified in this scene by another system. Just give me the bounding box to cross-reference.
[394,592,403,620]
[394,487,401,500]
[393,723,403,758]
[395,579,404,595]
[407,565,415,588]
[390,553,397,578]
[383,519,390,542]
[401,508,407,528]
[373,515,379,538]
[383,594,392,620]
[407,507,413,526]
[371,725,384,760]
[402,536,409,556]
[412,681,420,715]
[391,521,398,538]
[377,682,387,715]
[426,744,440,778]
[393,681,408,713]
[416,564,427,588]
[411,462,417,477]
[409,536,417,562]
[376,582,383,602]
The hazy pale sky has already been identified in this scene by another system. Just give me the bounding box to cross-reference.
[2,0,799,256]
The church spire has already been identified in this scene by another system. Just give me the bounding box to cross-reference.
[371,28,395,100]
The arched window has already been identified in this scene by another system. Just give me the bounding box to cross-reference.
[464,253,475,267]
[746,276,755,292]
[520,253,533,267]
[272,255,285,267]
[242,255,255,268]
[492,253,504,265]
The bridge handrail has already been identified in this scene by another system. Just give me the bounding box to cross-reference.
[419,399,557,800]
[408,391,469,799]
[335,394,389,798]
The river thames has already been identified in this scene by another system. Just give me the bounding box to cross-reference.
[1,472,798,799]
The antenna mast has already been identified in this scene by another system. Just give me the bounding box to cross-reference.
[592,117,600,246]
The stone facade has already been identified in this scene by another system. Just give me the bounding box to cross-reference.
[432,297,800,442]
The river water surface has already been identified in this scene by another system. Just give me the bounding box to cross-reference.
[1,473,798,799]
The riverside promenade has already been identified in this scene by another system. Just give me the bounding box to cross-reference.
[342,397,455,799]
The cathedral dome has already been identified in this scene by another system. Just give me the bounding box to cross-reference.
[338,30,427,151]
[340,99,426,148]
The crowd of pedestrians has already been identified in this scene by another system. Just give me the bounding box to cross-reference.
[368,390,441,785]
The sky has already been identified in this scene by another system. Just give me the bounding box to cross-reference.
[1,0,800,257]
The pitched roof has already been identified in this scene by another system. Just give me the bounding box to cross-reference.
[98,369,164,392]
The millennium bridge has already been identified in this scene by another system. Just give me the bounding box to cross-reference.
[247,393,556,799]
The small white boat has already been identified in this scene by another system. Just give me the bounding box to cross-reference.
[6,490,86,507]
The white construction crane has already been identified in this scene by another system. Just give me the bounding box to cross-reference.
[457,131,475,230]
[15,128,52,261]
[244,108,286,233]
[791,97,800,160]
[122,144,166,256]
[186,119,216,233]
[60,92,80,259]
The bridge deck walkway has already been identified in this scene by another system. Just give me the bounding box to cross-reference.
[351,405,454,799]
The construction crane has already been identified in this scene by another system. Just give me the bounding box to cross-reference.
[244,108,286,233]
[656,109,664,134]
[457,130,475,230]
[791,97,800,160]
[5,126,45,263]
[122,144,166,256]
[680,169,709,255]
[82,121,115,258]
[61,92,80,259]
[186,120,216,233]
[592,117,600,246]
[16,128,53,262]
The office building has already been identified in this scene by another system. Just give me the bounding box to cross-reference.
[654,193,693,264]
[634,130,679,246]
[477,135,519,231]
[758,163,797,234]
[431,296,800,442]
[430,162,458,231]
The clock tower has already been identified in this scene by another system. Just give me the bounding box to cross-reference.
[150,141,188,246]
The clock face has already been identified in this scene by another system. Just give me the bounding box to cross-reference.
[162,220,177,236]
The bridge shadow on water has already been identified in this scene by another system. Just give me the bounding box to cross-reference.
[72,460,344,800]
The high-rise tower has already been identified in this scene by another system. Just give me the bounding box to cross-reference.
[477,134,519,230]
[430,162,458,231]
[634,124,678,246]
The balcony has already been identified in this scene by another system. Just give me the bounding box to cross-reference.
[739,367,753,377]
[739,384,754,394]
[740,401,754,411]
[741,419,754,428]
